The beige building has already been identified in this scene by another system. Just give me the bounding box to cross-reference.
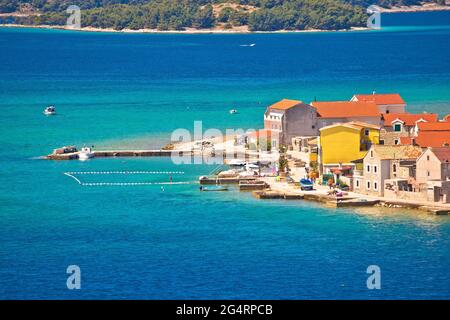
[416,147,450,203]
[353,145,423,197]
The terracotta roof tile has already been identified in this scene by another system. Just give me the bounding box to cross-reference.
[354,93,405,105]
[268,99,303,111]
[417,122,450,131]
[414,131,450,148]
[383,113,439,126]
[431,147,450,163]
[312,101,380,118]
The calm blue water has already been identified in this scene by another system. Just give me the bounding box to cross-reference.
[0,11,449,299]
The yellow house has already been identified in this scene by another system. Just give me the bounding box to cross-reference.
[319,121,380,172]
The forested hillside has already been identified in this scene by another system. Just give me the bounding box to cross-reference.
[0,0,446,31]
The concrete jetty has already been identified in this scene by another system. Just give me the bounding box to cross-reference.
[46,149,201,160]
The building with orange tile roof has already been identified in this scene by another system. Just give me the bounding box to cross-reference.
[380,112,439,146]
[416,121,450,132]
[351,93,406,114]
[264,99,318,145]
[416,147,450,203]
[406,122,450,148]
[311,101,382,128]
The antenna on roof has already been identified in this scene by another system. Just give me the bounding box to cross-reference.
[372,91,376,95]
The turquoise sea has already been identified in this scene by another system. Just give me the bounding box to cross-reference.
[0,11,449,299]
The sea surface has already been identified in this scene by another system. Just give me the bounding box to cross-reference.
[0,11,449,299]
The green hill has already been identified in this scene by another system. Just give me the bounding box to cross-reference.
[0,0,444,31]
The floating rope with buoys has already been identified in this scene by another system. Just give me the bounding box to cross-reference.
[63,171,193,187]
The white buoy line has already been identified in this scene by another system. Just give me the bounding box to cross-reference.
[65,171,185,175]
[63,171,191,187]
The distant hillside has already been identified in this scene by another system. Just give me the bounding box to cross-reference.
[0,0,446,32]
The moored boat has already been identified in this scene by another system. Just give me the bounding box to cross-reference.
[200,186,229,192]
[78,147,94,161]
[43,106,56,115]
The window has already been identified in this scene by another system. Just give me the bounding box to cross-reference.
[393,164,397,173]
[366,165,371,173]
[366,181,371,190]
[427,155,430,161]
[394,139,399,145]
[364,129,370,136]
[394,124,402,132]
[356,180,360,188]
[374,181,378,191]
[373,165,378,173]
[427,170,430,177]
[379,140,385,145]
[370,150,374,158]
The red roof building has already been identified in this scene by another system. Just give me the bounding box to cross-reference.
[382,113,439,127]
[311,101,380,118]
[351,93,406,114]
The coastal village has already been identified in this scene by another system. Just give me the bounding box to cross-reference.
[237,93,449,209]
[47,92,450,214]
[193,92,450,214]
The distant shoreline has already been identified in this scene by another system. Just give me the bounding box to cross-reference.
[379,3,450,13]
[0,3,449,34]
[0,23,369,34]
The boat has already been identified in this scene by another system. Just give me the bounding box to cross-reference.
[78,147,94,161]
[229,109,238,114]
[245,163,259,171]
[200,186,229,192]
[43,106,56,115]
[300,178,314,191]
[228,159,246,167]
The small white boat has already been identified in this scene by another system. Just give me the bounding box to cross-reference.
[246,163,259,171]
[78,147,94,161]
[229,109,238,114]
[228,159,246,167]
[43,106,56,115]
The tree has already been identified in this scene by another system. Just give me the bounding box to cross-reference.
[194,4,214,29]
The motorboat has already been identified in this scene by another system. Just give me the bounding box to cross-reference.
[228,159,246,167]
[229,109,238,114]
[78,147,94,161]
[43,106,56,115]
[200,186,229,192]
[245,163,259,171]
